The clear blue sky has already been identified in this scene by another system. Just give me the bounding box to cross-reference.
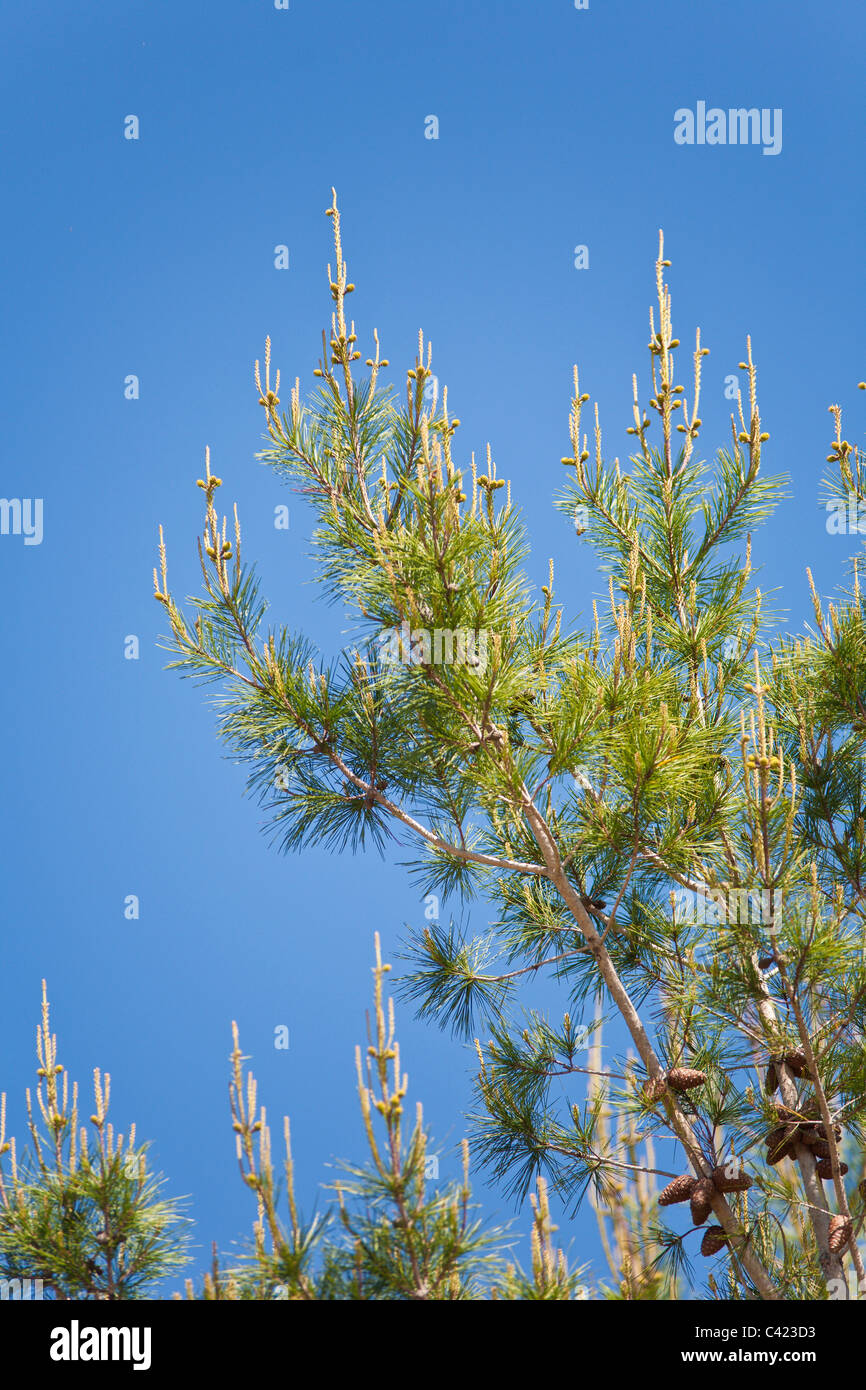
[2,0,864,1292]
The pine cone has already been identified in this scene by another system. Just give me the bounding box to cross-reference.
[829,1215,853,1253]
[667,1067,707,1093]
[774,1103,805,1125]
[767,1139,800,1162]
[690,1177,716,1226]
[815,1157,849,1180]
[643,1075,668,1103]
[766,1141,798,1165]
[777,1047,807,1077]
[701,1226,728,1257]
[765,1049,807,1094]
[786,1048,807,1076]
[816,1121,843,1143]
[809,1138,831,1160]
[711,1165,752,1193]
[659,1174,697,1207]
[766,1126,798,1165]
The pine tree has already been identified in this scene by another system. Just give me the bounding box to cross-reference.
[1,949,588,1301]
[153,191,866,1301]
[0,984,189,1299]
[192,933,587,1300]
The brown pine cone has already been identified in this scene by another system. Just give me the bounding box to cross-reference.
[667,1067,708,1093]
[643,1076,668,1103]
[766,1141,798,1165]
[765,1122,791,1149]
[711,1165,752,1193]
[690,1177,716,1226]
[816,1121,843,1143]
[783,1048,807,1077]
[774,1103,805,1125]
[701,1226,728,1257]
[766,1049,807,1092]
[815,1157,849,1180]
[829,1215,853,1253]
[809,1138,831,1160]
[766,1124,799,1164]
[659,1174,697,1207]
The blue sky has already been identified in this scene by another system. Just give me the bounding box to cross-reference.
[2,0,864,1292]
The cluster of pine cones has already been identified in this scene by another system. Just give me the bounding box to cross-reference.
[647,1056,854,1257]
[645,1066,741,1256]
[765,1102,845,1175]
[659,1165,753,1257]
[763,1047,847,1177]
